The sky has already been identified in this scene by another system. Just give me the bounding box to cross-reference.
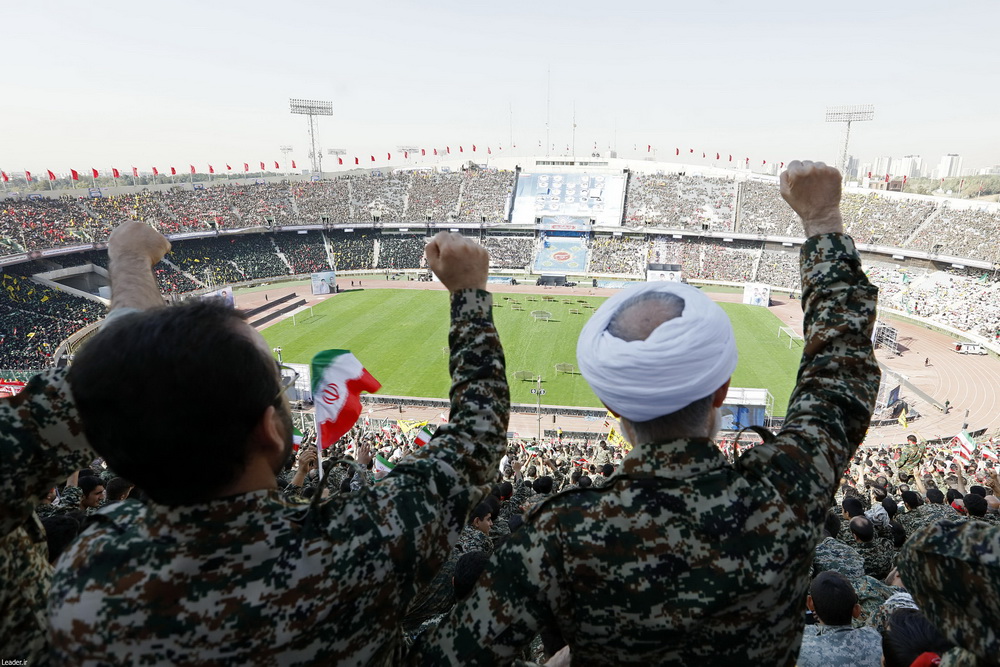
[3,0,999,174]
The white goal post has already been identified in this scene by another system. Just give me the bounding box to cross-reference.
[778,326,804,349]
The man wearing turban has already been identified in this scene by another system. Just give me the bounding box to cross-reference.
[411,162,881,666]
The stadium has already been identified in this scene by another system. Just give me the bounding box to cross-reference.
[2,158,999,449]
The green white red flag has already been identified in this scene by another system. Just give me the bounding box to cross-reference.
[413,424,434,447]
[952,431,976,462]
[373,453,395,476]
[311,350,381,449]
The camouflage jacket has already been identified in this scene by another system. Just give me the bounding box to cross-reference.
[410,234,880,666]
[0,370,92,663]
[48,289,510,666]
[897,441,926,475]
[796,624,882,667]
[814,537,864,579]
[854,536,897,581]
[899,502,961,536]
[898,520,1000,664]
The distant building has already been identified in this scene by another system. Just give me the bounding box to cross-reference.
[936,154,963,179]
[875,156,893,178]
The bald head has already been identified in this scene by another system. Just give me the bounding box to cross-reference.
[607,292,685,342]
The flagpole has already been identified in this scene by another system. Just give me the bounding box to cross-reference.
[314,411,325,484]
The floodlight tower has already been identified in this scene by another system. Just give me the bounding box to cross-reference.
[280,145,293,173]
[825,105,874,181]
[289,98,334,177]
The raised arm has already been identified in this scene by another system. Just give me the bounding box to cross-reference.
[356,232,509,596]
[740,161,880,510]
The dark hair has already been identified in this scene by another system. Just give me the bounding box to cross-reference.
[79,476,104,496]
[842,497,864,518]
[570,470,582,483]
[507,514,524,532]
[498,482,513,501]
[809,571,857,626]
[873,486,888,502]
[849,516,875,542]
[824,511,842,539]
[469,501,492,524]
[105,477,133,501]
[882,609,953,667]
[41,514,81,564]
[525,465,537,478]
[882,497,898,519]
[77,468,99,479]
[453,550,490,600]
[533,476,553,494]
[970,485,988,498]
[601,464,614,477]
[68,301,282,505]
[901,490,923,510]
[964,493,988,517]
[578,476,592,488]
[907,435,917,443]
[926,488,945,505]
[946,488,964,504]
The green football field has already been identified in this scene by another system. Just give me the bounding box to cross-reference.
[260,289,802,416]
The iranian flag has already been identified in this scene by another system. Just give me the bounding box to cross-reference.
[413,424,434,447]
[952,431,976,462]
[311,350,381,449]
[292,426,304,447]
[373,453,395,476]
[981,445,998,462]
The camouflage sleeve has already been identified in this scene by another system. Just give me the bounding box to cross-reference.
[738,234,879,520]
[409,517,559,665]
[334,288,508,604]
[57,485,83,510]
[897,520,1000,660]
[349,469,368,492]
[0,369,92,537]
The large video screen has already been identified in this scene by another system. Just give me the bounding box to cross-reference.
[511,172,626,226]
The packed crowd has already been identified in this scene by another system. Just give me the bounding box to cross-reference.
[406,172,462,221]
[756,248,805,290]
[908,205,1000,263]
[377,234,428,270]
[5,172,1000,263]
[648,237,759,282]
[587,235,646,275]
[624,173,737,230]
[480,235,535,270]
[278,231,334,274]
[0,271,104,370]
[455,169,515,223]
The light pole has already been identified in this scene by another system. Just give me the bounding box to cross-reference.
[825,105,875,183]
[289,98,334,178]
[273,347,283,364]
[531,375,546,442]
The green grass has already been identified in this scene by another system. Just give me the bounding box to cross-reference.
[262,289,802,416]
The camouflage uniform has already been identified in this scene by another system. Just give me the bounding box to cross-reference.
[898,520,1000,664]
[866,591,918,634]
[854,537,897,580]
[814,537,864,579]
[796,624,882,667]
[49,289,509,666]
[899,502,961,536]
[411,234,880,665]
[897,439,926,478]
[0,370,92,662]
[455,525,493,556]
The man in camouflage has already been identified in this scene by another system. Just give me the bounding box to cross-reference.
[899,520,1000,665]
[0,370,91,661]
[897,434,925,482]
[48,224,510,665]
[797,571,882,667]
[411,161,881,665]
[849,516,896,581]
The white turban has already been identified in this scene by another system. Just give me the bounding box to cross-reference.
[577,281,738,422]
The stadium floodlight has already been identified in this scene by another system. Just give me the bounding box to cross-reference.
[825,105,874,181]
[290,98,334,176]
